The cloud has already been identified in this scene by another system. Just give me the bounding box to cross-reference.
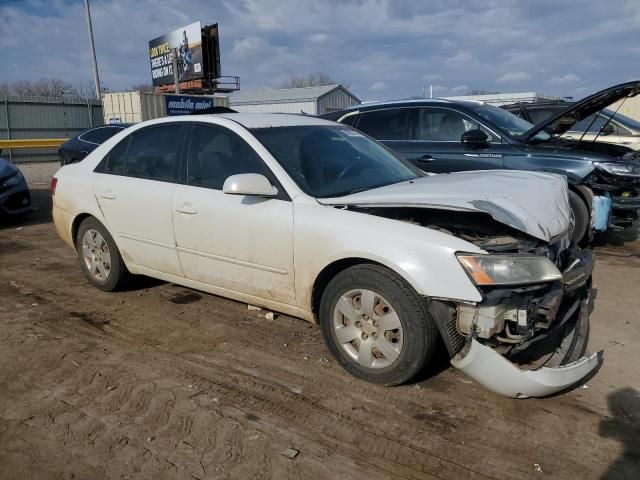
[370,81,389,91]
[495,71,531,84]
[0,0,638,99]
[547,73,580,84]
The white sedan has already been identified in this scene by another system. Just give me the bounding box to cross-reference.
[52,113,602,397]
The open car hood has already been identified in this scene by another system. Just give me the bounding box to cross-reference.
[318,170,571,243]
[520,80,640,143]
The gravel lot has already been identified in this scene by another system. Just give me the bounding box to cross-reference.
[1,162,639,479]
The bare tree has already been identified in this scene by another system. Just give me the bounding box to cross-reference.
[281,72,337,88]
[131,83,154,93]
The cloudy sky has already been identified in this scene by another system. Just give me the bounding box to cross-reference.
[1,0,639,100]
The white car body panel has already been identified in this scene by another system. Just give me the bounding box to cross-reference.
[172,184,296,304]
[51,113,596,397]
[320,170,572,242]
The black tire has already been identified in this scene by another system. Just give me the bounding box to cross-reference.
[569,190,589,244]
[76,217,129,291]
[319,264,439,386]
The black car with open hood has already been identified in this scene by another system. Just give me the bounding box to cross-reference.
[322,81,640,244]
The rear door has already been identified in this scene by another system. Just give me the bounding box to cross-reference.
[171,123,296,304]
[409,107,505,173]
[93,123,186,276]
[353,108,413,159]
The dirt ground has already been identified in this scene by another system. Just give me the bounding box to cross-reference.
[1,162,639,480]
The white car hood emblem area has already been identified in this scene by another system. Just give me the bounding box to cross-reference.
[319,170,572,242]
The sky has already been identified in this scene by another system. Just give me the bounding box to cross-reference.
[0,0,639,101]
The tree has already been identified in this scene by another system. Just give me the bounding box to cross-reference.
[281,72,337,88]
[131,83,154,93]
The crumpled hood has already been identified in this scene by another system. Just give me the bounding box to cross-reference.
[319,170,572,242]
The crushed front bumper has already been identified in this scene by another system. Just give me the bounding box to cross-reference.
[0,177,32,216]
[449,248,603,398]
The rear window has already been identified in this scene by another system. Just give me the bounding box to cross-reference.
[80,126,123,144]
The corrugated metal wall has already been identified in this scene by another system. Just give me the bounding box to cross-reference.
[318,88,360,115]
[0,96,103,163]
[232,101,317,114]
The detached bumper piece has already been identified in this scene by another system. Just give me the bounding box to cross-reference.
[452,340,602,398]
[450,248,603,398]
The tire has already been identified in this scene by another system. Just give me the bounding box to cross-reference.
[569,190,589,244]
[76,217,129,291]
[319,264,439,386]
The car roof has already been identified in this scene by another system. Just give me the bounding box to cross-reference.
[323,98,484,117]
[214,113,336,128]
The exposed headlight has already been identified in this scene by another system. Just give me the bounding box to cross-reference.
[594,162,640,177]
[457,254,562,286]
[1,171,23,188]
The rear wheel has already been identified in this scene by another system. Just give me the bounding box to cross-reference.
[569,190,589,244]
[76,217,129,291]
[319,264,439,386]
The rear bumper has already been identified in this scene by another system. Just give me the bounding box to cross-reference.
[450,248,602,398]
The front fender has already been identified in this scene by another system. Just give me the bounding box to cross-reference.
[293,202,484,312]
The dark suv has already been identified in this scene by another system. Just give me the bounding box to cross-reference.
[322,81,640,243]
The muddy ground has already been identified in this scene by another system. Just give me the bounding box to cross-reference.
[1,162,639,480]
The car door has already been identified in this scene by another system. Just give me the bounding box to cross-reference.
[93,123,186,277]
[409,107,505,173]
[171,123,296,304]
[353,108,413,159]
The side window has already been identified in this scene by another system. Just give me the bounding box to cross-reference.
[124,125,184,181]
[572,114,606,133]
[356,109,409,140]
[81,127,122,144]
[103,137,129,175]
[187,124,269,190]
[416,108,493,142]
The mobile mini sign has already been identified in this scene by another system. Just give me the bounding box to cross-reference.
[164,95,214,115]
[148,22,221,88]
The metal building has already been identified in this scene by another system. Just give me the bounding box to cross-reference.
[228,84,360,115]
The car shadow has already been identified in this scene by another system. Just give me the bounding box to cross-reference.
[0,188,53,230]
[599,387,640,479]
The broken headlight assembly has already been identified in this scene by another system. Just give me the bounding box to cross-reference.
[1,171,24,189]
[594,161,640,178]
[457,254,562,286]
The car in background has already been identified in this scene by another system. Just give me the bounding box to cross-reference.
[58,124,131,166]
[322,81,640,244]
[504,101,640,150]
[51,113,600,398]
[0,155,31,216]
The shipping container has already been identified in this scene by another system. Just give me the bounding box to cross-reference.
[102,91,229,124]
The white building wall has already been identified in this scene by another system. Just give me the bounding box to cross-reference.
[232,101,317,114]
[318,89,360,114]
[609,95,640,122]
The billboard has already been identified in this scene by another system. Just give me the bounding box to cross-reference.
[149,22,221,88]
[164,95,214,115]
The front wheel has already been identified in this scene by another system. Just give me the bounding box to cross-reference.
[569,190,590,244]
[319,264,439,386]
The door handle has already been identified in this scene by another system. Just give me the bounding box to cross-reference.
[100,190,116,200]
[417,155,435,163]
[175,204,197,215]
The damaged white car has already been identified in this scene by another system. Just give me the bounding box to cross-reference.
[51,113,602,398]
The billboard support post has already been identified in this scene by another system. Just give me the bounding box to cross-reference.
[172,48,180,94]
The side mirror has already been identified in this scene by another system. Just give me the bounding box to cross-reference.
[600,124,615,136]
[461,129,489,146]
[222,173,278,197]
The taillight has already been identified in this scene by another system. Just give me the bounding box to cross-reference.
[50,177,58,196]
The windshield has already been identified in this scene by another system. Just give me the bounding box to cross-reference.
[470,104,550,140]
[251,125,422,198]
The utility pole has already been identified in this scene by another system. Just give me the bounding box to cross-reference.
[84,0,102,99]
[429,84,433,99]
